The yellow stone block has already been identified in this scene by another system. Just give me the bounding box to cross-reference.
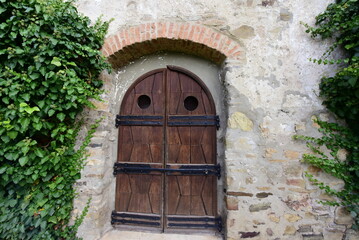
[284,150,300,160]
[268,214,280,223]
[284,225,296,235]
[228,112,253,131]
[284,213,302,222]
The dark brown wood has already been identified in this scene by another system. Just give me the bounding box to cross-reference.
[115,66,218,231]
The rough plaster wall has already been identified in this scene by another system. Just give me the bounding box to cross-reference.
[73,0,358,239]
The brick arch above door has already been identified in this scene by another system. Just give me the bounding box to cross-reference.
[101,22,243,68]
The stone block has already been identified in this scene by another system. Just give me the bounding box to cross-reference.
[239,231,260,238]
[228,191,253,197]
[266,228,273,236]
[302,233,324,240]
[344,229,359,240]
[286,178,306,188]
[231,25,255,39]
[226,196,239,210]
[284,213,302,222]
[279,8,293,21]
[297,224,312,233]
[265,148,277,158]
[256,192,273,198]
[268,213,280,223]
[284,150,300,160]
[334,207,354,225]
[307,165,322,176]
[284,164,303,177]
[295,123,306,131]
[249,202,271,212]
[284,225,296,235]
[228,112,253,131]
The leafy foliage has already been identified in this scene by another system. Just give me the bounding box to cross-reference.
[302,0,359,133]
[298,0,359,230]
[294,121,359,229]
[0,0,109,239]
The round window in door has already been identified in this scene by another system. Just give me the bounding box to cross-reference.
[112,66,221,233]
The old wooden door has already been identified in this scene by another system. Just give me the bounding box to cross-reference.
[112,66,221,232]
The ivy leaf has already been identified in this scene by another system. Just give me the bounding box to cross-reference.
[5,152,16,160]
[0,7,6,15]
[34,148,44,158]
[348,77,357,87]
[40,221,47,230]
[37,100,45,108]
[37,198,48,207]
[48,109,55,117]
[22,93,30,101]
[0,166,7,174]
[50,57,61,67]
[20,118,30,132]
[57,113,65,121]
[25,106,40,114]
[48,216,57,224]
[9,199,17,207]
[33,121,42,130]
[19,156,29,166]
[7,131,18,139]
[29,73,40,80]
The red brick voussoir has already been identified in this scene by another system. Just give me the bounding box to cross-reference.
[101,22,241,68]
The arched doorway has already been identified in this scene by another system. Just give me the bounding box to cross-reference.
[112,65,221,232]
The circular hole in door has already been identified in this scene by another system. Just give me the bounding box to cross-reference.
[137,95,151,109]
[184,96,199,111]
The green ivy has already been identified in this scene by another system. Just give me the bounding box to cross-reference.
[0,0,110,239]
[297,0,359,230]
[302,0,359,133]
[294,121,359,229]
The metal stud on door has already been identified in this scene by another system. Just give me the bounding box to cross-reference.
[113,66,221,232]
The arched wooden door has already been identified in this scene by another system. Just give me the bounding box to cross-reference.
[112,66,221,232]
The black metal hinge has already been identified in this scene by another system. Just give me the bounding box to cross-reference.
[111,211,161,227]
[168,115,220,130]
[116,115,220,129]
[115,115,163,128]
[113,163,221,179]
[167,216,223,232]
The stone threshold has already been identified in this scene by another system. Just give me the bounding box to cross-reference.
[100,230,223,240]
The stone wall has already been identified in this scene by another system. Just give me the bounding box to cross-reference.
[73,0,358,239]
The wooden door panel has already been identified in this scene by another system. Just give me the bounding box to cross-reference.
[202,90,214,114]
[166,175,216,216]
[122,91,135,115]
[118,126,163,163]
[177,127,191,144]
[115,67,218,231]
[115,174,132,211]
[167,126,215,164]
[190,145,206,164]
[116,173,162,214]
[168,70,214,116]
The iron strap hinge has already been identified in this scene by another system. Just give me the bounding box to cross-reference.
[115,115,220,129]
[167,216,223,232]
[111,211,161,227]
[113,163,221,179]
[168,115,220,130]
[115,115,164,128]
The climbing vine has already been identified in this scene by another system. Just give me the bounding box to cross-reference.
[297,0,359,230]
[0,0,109,239]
